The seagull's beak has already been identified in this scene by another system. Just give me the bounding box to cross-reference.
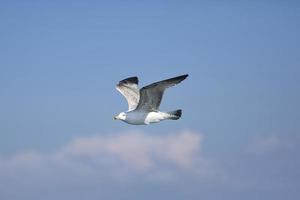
[113,116,118,120]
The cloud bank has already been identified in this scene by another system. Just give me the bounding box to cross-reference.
[0,130,220,200]
[1,131,299,200]
[58,130,201,170]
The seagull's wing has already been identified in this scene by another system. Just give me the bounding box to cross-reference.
[136,74,188,111]
[116,76,140,111]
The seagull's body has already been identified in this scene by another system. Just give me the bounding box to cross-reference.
[114,74,188,125]
[124,110,171,125]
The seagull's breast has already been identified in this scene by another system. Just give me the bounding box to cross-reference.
[124,111,169,125]
[124,111,148,125]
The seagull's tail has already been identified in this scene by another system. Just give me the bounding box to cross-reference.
[167,109,182,120]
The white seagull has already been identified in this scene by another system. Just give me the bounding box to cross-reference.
[114,74,188,125]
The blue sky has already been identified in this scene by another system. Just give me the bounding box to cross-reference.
[0,1,300,200]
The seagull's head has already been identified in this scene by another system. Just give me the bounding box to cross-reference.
[114,112,127,121]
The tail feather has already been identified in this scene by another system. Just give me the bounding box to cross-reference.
[167,109,182,120]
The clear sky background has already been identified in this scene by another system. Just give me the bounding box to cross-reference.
[0,1,300,200]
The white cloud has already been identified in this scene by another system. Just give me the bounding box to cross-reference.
[0,130,214,185]
[57,130,201,170]
[58,133,149,170]
[1,131,298,200]
[0,130,226,200]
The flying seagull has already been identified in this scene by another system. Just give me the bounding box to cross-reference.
[114,74,188,125]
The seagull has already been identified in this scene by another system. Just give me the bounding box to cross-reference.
[114,74,188,125]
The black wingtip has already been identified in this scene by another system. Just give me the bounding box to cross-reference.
[168,74,189,83]
[119,76,138,85]
[172,74,189,80]
[180,74,189,80]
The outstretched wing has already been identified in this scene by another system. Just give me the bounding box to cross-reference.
[136,74,188,111]
[116,76,140,111]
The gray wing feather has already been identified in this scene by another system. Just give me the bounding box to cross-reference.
[116,77,140,111]
[136,74,188,111]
